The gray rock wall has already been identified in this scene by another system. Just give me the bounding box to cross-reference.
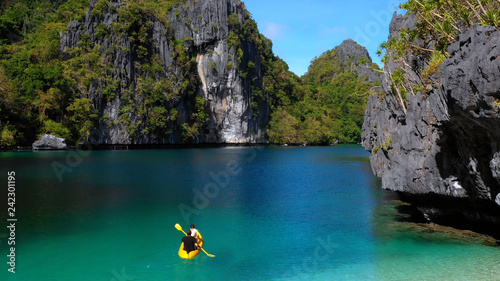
[61,0,267,144]
[362,13,500,235]
[335,39,381,84]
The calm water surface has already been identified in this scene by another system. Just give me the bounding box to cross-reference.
[0,145,499,280]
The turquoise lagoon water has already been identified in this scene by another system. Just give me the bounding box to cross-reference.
[0,145,499,280]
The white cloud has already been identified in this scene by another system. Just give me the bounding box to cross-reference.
[262,22,288,41]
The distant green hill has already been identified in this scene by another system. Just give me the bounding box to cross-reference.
[268,39,381,145]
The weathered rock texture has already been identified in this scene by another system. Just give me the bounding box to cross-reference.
[335,39,381,84]
[61,0,268,144]
[33,134,67,150]
[362,13,500,236]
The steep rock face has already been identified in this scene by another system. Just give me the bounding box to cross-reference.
[335,39,381,84]
[362,13,500,235]
[61,0,268,144]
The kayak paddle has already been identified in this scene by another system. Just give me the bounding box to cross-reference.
[175,223,215,257]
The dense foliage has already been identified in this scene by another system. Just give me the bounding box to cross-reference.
[267,47,379,144]
[0,0,86,145]
[0,0,186,145]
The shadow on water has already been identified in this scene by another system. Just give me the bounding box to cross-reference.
[372,197,500,247]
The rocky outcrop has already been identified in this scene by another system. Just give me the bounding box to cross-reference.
[362,13,500,237]
[60,0,268,144]
[33,134,67,150]
[335,39,381,84]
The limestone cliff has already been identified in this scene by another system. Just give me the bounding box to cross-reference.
[61,0,268,144]
[334,39,381,84]
[362,13,500,236]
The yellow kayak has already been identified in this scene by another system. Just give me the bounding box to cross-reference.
[178,232,204,259]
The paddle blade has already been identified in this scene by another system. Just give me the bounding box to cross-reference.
[200,247,215,257]
[175,223,182,231]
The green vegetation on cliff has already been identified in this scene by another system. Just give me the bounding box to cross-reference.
[400,0,500,47]
[0,0,82,145]
[0,0,379,146]
[378,0,500,113]
[0,0,188,145]
[267,44,380,145]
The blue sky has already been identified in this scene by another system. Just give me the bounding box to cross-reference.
[243,0,406,76]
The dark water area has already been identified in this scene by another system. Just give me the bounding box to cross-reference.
[0,145,499,280]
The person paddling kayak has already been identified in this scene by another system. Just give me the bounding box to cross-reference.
[175,223,214,258]
[190,224,204,243]
[181,229,199,254]
[190,224,199,238]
